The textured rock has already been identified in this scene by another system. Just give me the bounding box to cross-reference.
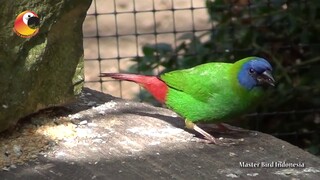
[0,0,92,132]
[0,88,319,179]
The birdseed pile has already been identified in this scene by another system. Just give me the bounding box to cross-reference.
[0,110,78,171]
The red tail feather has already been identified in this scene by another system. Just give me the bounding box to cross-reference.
[100,73,168,103]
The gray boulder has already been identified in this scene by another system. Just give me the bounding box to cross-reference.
[0,0,93,132]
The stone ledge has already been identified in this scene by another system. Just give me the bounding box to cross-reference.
[1,88,319,179]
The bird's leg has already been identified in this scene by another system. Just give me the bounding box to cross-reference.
[216,123,248,133]
[185,120,217,144]
[216,123,231,132]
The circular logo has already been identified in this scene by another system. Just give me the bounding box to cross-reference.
[13,10,40,38]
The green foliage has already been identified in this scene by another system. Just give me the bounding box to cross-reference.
[130,0,320,154]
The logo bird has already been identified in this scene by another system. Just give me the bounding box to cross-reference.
[100,57,275,143]
[13,10,40,38]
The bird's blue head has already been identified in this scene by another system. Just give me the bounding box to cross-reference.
[237,57,275,90]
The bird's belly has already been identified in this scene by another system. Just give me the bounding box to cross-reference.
[166,91,253,123]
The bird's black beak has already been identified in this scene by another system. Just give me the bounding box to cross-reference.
[28,17,40,29]
[257,70,275,86]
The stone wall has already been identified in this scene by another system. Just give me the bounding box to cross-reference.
[0,0,92,132]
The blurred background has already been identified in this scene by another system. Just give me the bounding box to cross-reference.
[82,0,320,155]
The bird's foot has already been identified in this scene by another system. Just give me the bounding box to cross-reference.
[185,120,218,144]
[185,120,250,145]
[214,123,249,133]
[216,137,245,146]
[185,120,247,145]
[192,136,245,146]
[215,123,230,132]
[193,124,217,144]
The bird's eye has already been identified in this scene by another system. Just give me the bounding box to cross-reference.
[249,68,255,74]
[23,12,34,25]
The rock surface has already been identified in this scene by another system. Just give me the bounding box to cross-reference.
[1,88,319,179]
[0,0,92,132]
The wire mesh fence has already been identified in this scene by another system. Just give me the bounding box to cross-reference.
[83,0,320,155]
[83,0,211,99]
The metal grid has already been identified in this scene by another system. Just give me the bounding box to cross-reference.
[83,0,320,154]
[83,0,212,100]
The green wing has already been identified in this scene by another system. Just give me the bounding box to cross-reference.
[160,62,232,102]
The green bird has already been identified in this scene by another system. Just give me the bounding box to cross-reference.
[100,57,275,143]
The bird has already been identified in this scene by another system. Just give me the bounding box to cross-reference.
[13,10,40,38]
[100,57,275,143]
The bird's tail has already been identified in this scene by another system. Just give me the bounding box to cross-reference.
[99,73,151,84]
[99,73,168,103]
